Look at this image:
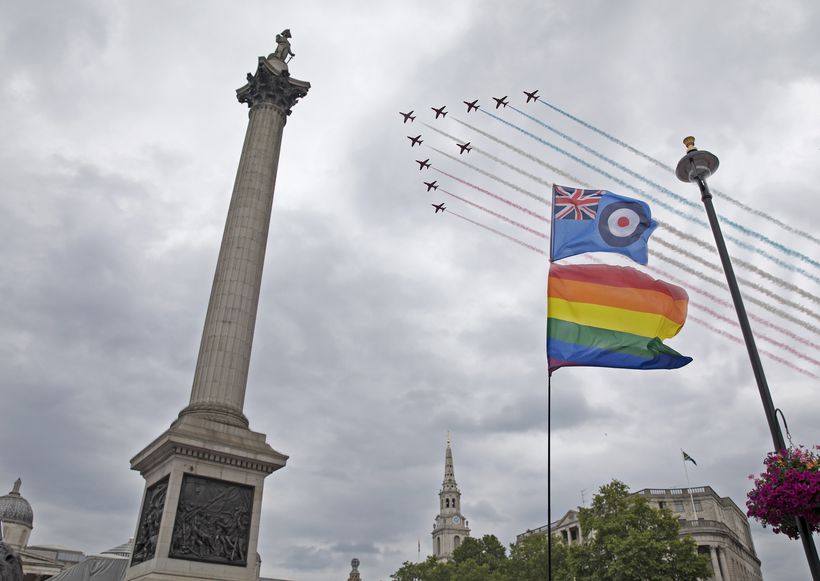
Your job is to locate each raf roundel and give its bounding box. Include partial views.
[598,201,651,247]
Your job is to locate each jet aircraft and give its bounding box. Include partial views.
[431,105,448,119]
[400,110,416,123]
[424,180,439,191]
[492,95,509,109]
[432,203,446,213]
[407,134,423,147]
[416,158,431,170]
[524,89,539,103]
[457,142,472,154]
[463,99,479,112]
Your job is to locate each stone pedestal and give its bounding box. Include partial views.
[125,415,286,581]
[124,47,308,581]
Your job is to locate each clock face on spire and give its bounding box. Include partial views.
[452,515,461,524]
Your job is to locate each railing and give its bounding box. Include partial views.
[644,486,708,496]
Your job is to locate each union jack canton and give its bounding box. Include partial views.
[553,187,603,220]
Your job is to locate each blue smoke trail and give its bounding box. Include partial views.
[538,98,820,247]
[439,187,546,239]
[510,105,820,271]
[477,110,820,285]
[423,120,590,187]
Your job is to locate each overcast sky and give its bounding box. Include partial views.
[1,1,819,580]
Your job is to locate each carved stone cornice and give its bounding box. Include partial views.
[236,57,310,116]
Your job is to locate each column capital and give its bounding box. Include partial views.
[236,57,310,116]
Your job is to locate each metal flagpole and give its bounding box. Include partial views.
[681,451,697,522]
[547,371,552,581]
[676,137,820,580]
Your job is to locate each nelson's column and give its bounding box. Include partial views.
[124,30,309,581]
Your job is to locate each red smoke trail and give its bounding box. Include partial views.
[433,168,548,223]
[439,187,547,239]
[430,146,550,205]
[654,249,820,333]
[434,165,819,320]
[436,185,820,350]
[687,314,818,379]
[442,210,819,377]
[649,266,820,352]
[689,301,820,368]
[445,209,547,256]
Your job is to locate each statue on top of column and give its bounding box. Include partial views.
[272,29,295,63]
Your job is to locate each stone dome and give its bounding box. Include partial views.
[0,479,33,527]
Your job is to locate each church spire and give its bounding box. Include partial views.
[432,433,470,561]
[443,433,458,491]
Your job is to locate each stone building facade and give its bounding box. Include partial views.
[0,479,86,580]
[518,485,763,581]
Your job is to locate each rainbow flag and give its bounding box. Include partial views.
[547,263,692,373]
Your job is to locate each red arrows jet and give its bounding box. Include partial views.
[431,105,448,119]
[432,203,446,213]
[463,99,479,112]
[407,134,423,147]
[424,180,439,191]
[457,142,472,154]
[416,158,431,170]
[523,89,539,103]
[492,95,509,109]
[400,110,416,123]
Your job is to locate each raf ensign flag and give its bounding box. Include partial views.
[550,185,657,265]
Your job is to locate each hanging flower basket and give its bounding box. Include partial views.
[746,446,820,539]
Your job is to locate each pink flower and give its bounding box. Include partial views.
[746,445,820,539]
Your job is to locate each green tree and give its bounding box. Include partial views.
[392,534,540,581]
[391,556,452,581]
[570,480,711,581]
[452,534,507,572]
[505,532,549,580]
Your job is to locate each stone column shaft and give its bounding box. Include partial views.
[185,103,285,426]
[710,546,724,581]
[125,48,307,581]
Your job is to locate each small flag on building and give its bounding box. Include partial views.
[682,450,697,466]
[550,185,657,265]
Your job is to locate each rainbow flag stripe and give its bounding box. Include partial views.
[547,263,692,373]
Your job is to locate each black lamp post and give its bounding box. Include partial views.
[675,137,820,580]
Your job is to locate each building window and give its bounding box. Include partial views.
[562,531,568,542]
[570,527,578,542]
[454,536,461,549]
[658,501,666,509]
[674,501,684,512]
[437,537,441,555]
[694,500,702,512]
[445,499,450,508]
